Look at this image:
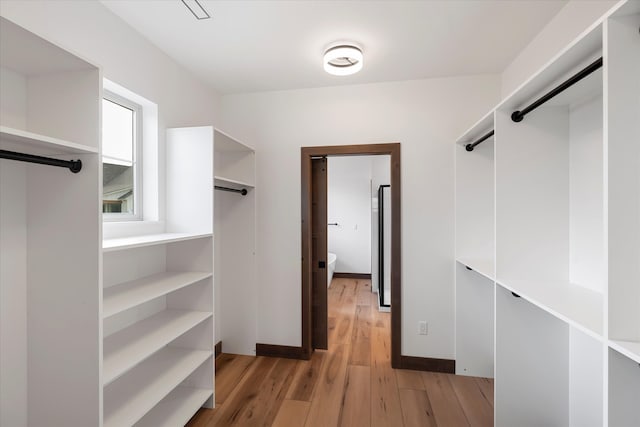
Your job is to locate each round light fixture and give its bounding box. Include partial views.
[323,44,363,76]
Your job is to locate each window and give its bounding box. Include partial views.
[102,92,141,219]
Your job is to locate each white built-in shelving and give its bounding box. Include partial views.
[455,109,495,378]
[454,1,640,425]
[0,16,101,426]
[214,129,257,356]
[101,126,215,424]
[606,4,640,425]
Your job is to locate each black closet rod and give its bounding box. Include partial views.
[511,56,602,123]
[0,149,82,173]
[215,185,247,196]
[465,130,494,152]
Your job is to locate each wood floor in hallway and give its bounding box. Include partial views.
[187,278,494,427]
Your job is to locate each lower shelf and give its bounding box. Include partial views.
[104,347,212,427]
[104,309,212,385]
[135,386,213,427]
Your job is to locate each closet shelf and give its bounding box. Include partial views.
[103,232,212,252]
[214,175,254,190]
[609,340,640,364]
[0,125,98,155]
[455,109,494,147]
[103,272,213,318]
[496,278,603,340]
[103,309,212,385]
[135,386,213,427]
[103,346,211,427]
[456,258,495,281]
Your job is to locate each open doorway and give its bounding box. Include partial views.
[301,143,401,367]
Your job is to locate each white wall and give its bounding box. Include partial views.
[501,0,618,98]
[220,75,500,359]
[328,156,377,274]
[0,0,222,229]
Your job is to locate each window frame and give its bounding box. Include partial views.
[102,90,143,221]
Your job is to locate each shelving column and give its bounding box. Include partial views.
[0,16,101,426]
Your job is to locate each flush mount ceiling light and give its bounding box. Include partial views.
[181,0,211,20]
[323,44,363,76]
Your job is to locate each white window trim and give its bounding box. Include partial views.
[103,90,143,221]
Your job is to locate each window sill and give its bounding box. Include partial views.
[103,220,165,241]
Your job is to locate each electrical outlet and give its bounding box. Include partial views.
[418,321,428,335]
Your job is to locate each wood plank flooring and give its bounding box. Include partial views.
[187,278,494,427]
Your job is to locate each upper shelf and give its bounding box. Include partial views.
[0,16,95,75]
[496,278,603,340]
[0,126,98,156]
[214,128,254,153]
[214,176,254,190]
[103,232,212,252]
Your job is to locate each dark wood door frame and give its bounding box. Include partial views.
[301,143,402,368]
[311,157,328,350]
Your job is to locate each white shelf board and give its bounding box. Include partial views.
[214,128,255,152]
[103,272,213,318]
[214,176,254,190]
[0,126,98,155]
[103,347,211,427]
[496,277,603,340]
[135,386,212,427]
[456,258,495,281]
[103,309,212,385]
[609,340,640,364]
[103,232,212,252]
[455,110,494,147]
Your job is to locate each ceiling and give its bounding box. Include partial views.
[101,0,567,95]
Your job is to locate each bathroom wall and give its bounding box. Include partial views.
[328,156,378,275]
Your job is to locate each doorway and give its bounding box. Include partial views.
[301,143,401,367]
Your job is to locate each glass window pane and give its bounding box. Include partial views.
[102,98,135,215]
[102,99,133,164]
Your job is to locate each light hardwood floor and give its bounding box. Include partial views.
[187,278,494,427]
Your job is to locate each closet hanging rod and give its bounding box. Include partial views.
[511,56,602,123]
[0,149,82,173]
[465,130,494,152]
[215,185,248,196]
